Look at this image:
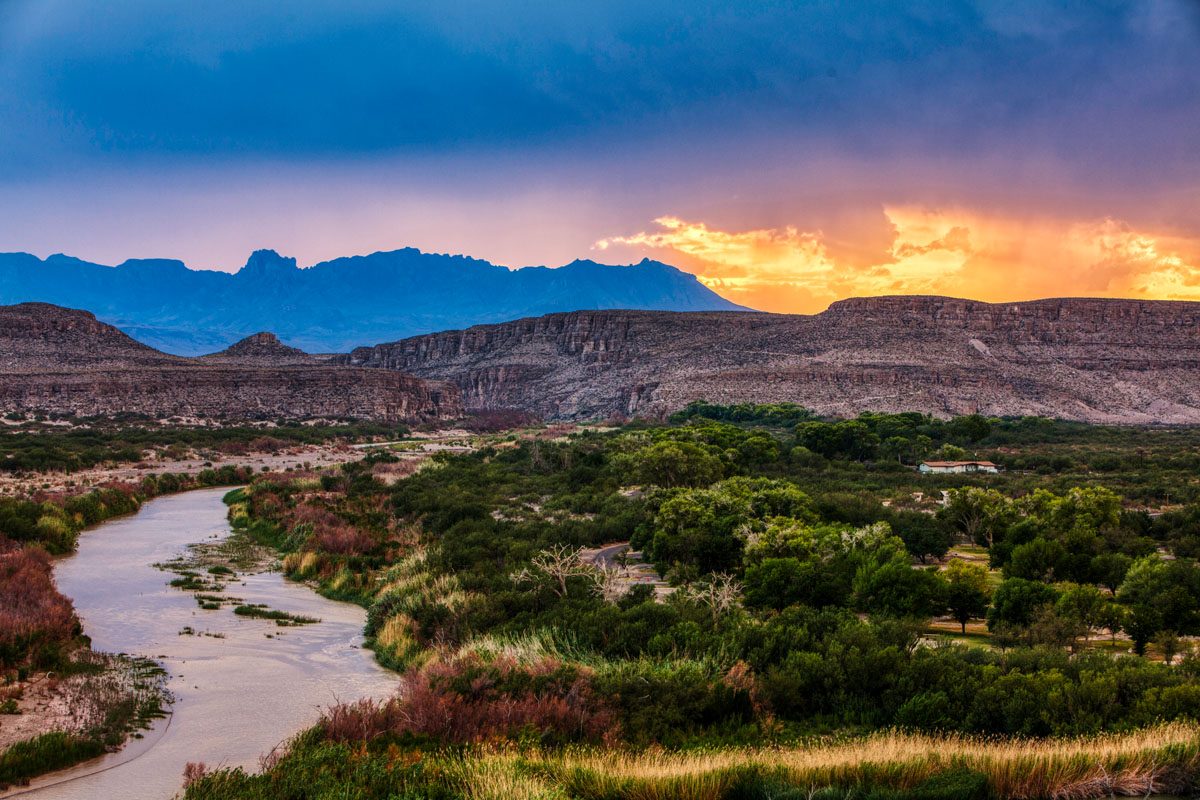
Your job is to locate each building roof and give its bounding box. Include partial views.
[920,460,998,467]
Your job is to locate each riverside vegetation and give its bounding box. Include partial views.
[181,407,1200,799]
[0,419,422,786]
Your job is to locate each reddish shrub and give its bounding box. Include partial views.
[182,762,209,787]
[97,480,139,499]
[320,655,617,745]
[278,499,376,555]
[250,491,284,517]
[0,542,78,666]
[461,409,538,433]
[538,424,576,439]
[248,436,287,453]
[281,470,325,484]
[284,501,341,530]
[315,524,375,556]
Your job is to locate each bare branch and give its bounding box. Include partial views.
[513,543,592,597]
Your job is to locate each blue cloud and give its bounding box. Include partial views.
[0,0,1197,178]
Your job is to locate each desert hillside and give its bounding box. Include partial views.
[0,303,461,421]
[338,296,1200,423]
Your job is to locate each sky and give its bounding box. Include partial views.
[1,0,1199,313]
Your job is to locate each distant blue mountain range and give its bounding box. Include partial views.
[0,248,749,354]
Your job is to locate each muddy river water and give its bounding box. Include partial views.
[7,487,398,799]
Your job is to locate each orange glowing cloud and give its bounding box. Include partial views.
[595,211,1200,313]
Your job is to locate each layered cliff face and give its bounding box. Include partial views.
[339,297,1200,423]
[0,304,461,421]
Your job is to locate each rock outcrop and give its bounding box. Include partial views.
[199,332,323,366]
[0,303,461,421]
[338,297,1200,423]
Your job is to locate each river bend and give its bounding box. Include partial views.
[6,487,397,799]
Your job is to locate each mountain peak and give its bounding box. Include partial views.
[234,331,282,347]
[238,249,298,276]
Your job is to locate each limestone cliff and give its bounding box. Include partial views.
[337,297,1200,423]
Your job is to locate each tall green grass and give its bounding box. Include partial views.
[0,732,105,787]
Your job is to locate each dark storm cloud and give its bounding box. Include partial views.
[1,0,1197,177]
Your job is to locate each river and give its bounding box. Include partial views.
[5,487,398,799]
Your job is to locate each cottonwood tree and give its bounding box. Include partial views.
[1123,604,1163,656]
[1096,602,1126,649]
[1091,552,1133,595]
[986,578,1059,631]
[943,558,991,633]
[1155,629,1182,665]
[1054,583,1107,644]
[1004,538,1068,583]
[626,440,724,488]
[941,487,1013,549]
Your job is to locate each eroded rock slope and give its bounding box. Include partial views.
[338,297,1200,423]
[0,304,461,421]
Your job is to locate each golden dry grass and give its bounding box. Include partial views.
[282,550,327,578]
[448,757,566,800]
[459,722,1200,800]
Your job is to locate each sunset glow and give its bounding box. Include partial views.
[597,211,1200,313]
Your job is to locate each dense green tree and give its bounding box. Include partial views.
[793,419,880,460]
[892,512,954,564]
[1054,583,1107,643]
[853,542,947,619]
[948,414,991,443]
[880,436,910,463]
[1095,602,1127,648]
[735,432,781,465]
[941,488,1013,549]
[743,557,806,610]
[1090,552,1133,594]
[987,578,1060,631]
[624,440,724,489]
[644,478,816,577]
[936,443,970,461]
[1116,556,1200,638]
[1004,538,1068,583]
[1124,604,1163,656]
[1155,629,1182,665]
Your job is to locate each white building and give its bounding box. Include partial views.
[918,460,1000,474]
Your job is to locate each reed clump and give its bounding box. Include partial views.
[232,605,320,625]
[364,547,472,671]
